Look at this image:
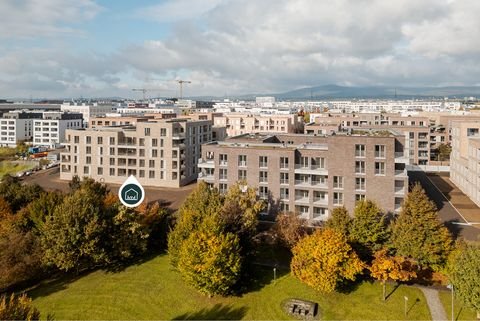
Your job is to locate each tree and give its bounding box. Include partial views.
[291,228,365,293]
[26,191,64,232]
[274,212,307,249]
[0,228,42,290]
[390,183,453,270]
[370,249,417,301]
[325,206,351,238]
[0,175,43,212]
[436,143,452,161]
[168,181,223,267]
[0,293,40,321]
[448,244,480,319]
[177,227,242,297]
[350,200,389,259]
[135,201,170,249]
[40,189,109,272]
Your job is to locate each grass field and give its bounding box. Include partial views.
[29,254,431,320]
[0,147,16,157]
[0,160,35,178]
[438,290,477,321]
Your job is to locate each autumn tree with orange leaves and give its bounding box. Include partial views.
[370,249,417,301]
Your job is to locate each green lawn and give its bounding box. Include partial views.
[29,254,431,320]
[0,161,35,178]
[438,290,478,321]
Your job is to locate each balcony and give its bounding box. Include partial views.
[172,133,185,140]
[294,197,310,204]
[219,160,228,166]
[395,169,408,177]
[198,172,215,182]
[238,161,247,167]
[294,165,328,175]
[394,187,406,195]
[313,197,328,205]
[198,158,215,168]
[395,152,409,164]
[295,179,312,187]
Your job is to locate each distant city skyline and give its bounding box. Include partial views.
[1,0,480,98]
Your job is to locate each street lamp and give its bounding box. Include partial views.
[404,296,408,317]
[447,284,454,321]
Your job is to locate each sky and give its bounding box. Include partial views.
[0,0,480,99]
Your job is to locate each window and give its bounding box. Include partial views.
[355,144,365,157]
[97,137,103,144]
[219,154,228,165]
[86,136,91,144]
[333,176,344,189]
[259,156,268,168]
[311,157,325,169]
[139,170,145,178]
[139,149,145,157]
[144,127,151,136]
[259,186,268,199]
[355,161,365,174]
[375,162,385,175]
[333,192,343,205]
[140,159,145,167]
[238,169,247,180]
[219,168,227,180]
[280,172,289,184]
[219,183,228,194]
[298,156,309,168]
[160,128,167,136]
[83,166,89,174]
[109,137,115,145]
[356,194,366,202]
[313,207,327,218]
[86,156,91,164]
[109,168,115,176]
[149,170,155,178]
[280,202,289,212]
[149,160,155,168]
[152,149,158,157]
[375,145,385,158]
[238,155,247,167]
[152,139,158,147]
[280,157,289,169]
[314,191,326,202]
[97,167,103,175]
[259,171,268,183]
[280,188,289,200]
[355,177,366,191]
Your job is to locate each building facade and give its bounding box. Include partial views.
[61,103,113,125]
[198,132,408,222]
[33,112,83,148]
[0,111,43,147]
[450,121,480,207]
[60,118,214,188]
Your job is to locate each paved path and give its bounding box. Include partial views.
[420,287,448,321]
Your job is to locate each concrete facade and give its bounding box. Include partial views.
[198,131,408,222]
[450,121,480,207]
[60,118,214,188]
[33,112,83,148]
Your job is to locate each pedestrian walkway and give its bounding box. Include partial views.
[420,287,448,321]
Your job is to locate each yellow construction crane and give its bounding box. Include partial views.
[176,80,191,99]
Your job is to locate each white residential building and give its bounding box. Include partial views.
[61,103,113,125]
[33,112,83,148]
[0,111,43,147]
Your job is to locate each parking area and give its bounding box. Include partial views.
[21,167,196,211]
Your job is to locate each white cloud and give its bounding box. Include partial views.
[136,0,224,23]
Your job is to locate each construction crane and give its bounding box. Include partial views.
[176,80,191,99]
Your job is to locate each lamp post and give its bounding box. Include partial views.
[404,296,408,317]
[273,267,277,282]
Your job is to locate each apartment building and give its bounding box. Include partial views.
[198,131,408,222]
[61,103,113,125]
[213,113,303,137]
[450,121,480,207]
[33,112,83,148]
[0,111,43,147]
[89,115,156,128]
[60,118,214,188]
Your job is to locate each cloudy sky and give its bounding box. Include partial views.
[1,0,479,99]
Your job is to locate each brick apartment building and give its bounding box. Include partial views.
[198,131,408,222]
[60,118,214,188]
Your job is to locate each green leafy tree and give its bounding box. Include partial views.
[436,143,452,161]
[291,228,365,293]
[0,293,40,321]
[448,244,480,319]
[325,206,352,238]
[274,212,307,249]
[26,191,64,232]
[168,181,223,267]
[370,249,417,301]
[178,227,242,297]
[40,189,109,272]
[0,175,43,212]
[390,183,453,270]
[350,200,389,259]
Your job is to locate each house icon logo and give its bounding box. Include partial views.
[119,176,145,208]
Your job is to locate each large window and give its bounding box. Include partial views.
[259,186,268,199]
[280,157,289,169]
[355,161,365,174]
[259,171,268,183]
[375,162,385,175]
[375,145,386,158]
[259,156,268,168]
[280,172,289,184]
[219,154,228,165]
[333,176,344,189]
[219,168,228,180]
[333,192,344,205]
[238,169,247,180]
[355,144,365,157]
[280,188,289,200]
[238,155,247,167]
[355,177,366,191]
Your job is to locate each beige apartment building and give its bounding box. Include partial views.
[450,121,480,207]
[198,131,408,222]
[60,118,214,188]
[213,113,303,137]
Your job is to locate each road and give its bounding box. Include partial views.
[408,171,480,241]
